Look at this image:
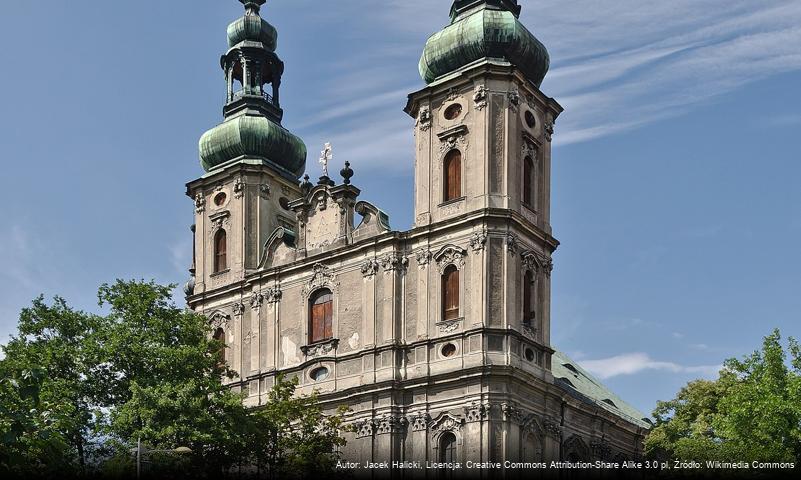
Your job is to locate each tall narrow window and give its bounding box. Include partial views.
[309,289,333,344]
[523,156,534,207]
[442,265,460,321]
[214,229,227,273]
[523,271,536,326]
[444,150,462,202]
[440,432,457,463]
[213,327,225,366]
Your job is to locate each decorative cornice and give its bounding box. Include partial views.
[437,124,469,154]
[302,263,338,297]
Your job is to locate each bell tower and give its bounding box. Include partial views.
[405,0,562,347]
[185,0,307,300]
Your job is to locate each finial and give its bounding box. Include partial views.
[319,142,332,178]
[340,161,354,185]
[240,0,266,16]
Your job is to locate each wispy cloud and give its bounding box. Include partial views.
[294,0,801,164]
[579,352,721,380]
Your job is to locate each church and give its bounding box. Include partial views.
[183,0,650,469]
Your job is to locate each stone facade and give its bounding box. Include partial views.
[184,0,649,474]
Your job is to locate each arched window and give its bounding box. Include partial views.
[523,270,536,327]
[523,156,535,207]
[443,150,462,202]
[440,432,457,463]
[212,327,226,366]
[309,289,333,344]
[442,265,459,321]
[214,229,227,273]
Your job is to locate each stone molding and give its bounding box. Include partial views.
[433,245,467,273]
[300,338,339,358]
[436,318,461,334]
[302,263,338,297]
[429,412,464,434]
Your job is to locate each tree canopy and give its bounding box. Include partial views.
[645,329,801,463]
[0,280,347,479]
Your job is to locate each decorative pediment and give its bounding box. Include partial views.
[354,201,391,240]
[258,227,297,269]
[433,244,467,273]
[521,250,553,277]
[207,310,230,330]
[437,125,469,154]
[429,412,464,434]
[302,263,338,297]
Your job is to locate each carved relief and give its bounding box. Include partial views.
[591,439,612,460]
[543,417,562,438]
[418,108,432,132]
[302,263,338,297]
[232,302,245,317]
[408,412,431,432]
[544,121,555,142]
[194,193,205,213]
[265,287,282,304]
[508,85,521,112]
[522,138,538,160]
[415,248,432,268]
[469,231,487,252]
[437,319,461,334]
[501,403,523,423]
[354,419,375,438]
[233,177,245,199]
[376,414,408,435]
[381,253,408,273]
[250,292,264,310]
[208,311,230,330]
[300,338,339,357]
[433,245,467,274]
[473,84,488,110]
[429,412,464,434]
[360,258,380,278]
[464,403,489,423]
[259,184,270,199]
[522,250,553,277]
[506,234,519,255]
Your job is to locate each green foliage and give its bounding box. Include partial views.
[0,280,348,478]
[645,329,801,463]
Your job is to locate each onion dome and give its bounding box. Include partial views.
[419,0,550,87]
[198,0,306,178]
[227,7,277,50]
[199,115,306,177]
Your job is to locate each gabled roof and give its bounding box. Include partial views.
[551,350,652,429]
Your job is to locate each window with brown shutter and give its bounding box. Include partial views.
[214,229,227,273]
[309,289,333,344]
[442,265,460,321]
[523,271,536,326]
[523,156,534,206]
[443,150,462,202]
[213,327,225,366]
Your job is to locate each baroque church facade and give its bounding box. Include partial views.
[184,0,650,470]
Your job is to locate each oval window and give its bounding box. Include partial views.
[310,367,329,382]
[441,343,457,358]
[524,110,537,129]
[444,103,463,120]
[213,192,227,206]
[525,348,535,362]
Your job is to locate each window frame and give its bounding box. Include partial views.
[443,149,462,202]
[309,288,334,344]
[442,265,460,321]
[213,229,227,273]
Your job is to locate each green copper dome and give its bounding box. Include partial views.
[199,115,307,177]
[419,0,550,86]
[227,15,277,50]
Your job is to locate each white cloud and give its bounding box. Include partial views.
[579,352,721,380]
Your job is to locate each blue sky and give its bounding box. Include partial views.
[0,0,799,416]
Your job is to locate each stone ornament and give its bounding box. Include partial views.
[408,412,431,432]
[376,414,408,435]
[354,419,376,438]
[265,287,282,304]
[522,138,538,160]
[506,234,519,255]
[522,324,538,341]
[194,193,205,213]
[433,245,467,274]
[415,249,432,268]
[469,231,487,252]
[360,258,380,278]
[250,292,264,310]
[508,85,521,112]
[591,439,612,460]
[232,302,245,317]
[473,84,488,110]
[381,253,408,273]
[208,311,230,330]
[233,177,245,198]
[301,338,339,357]
[302,263,338,297]
[500,403,523,422]
[418,108,432,132]
[464,403,489,423]
[429,412,464,434]
[544,121,555,141]
[437,319,460,334]
[543,417,562,438]
[259,184,270,199]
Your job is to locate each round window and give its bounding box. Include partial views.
[213,192,227,206]
[441,343,457,358]
[310,367,329,382]
[525,348,535,362]
[524,110,537,129]
[443,103,463,120]
[279,197,291,211]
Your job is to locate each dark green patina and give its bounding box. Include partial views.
[420,0,550,86]
[199,0,306,178]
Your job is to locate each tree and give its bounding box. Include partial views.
[0,296,101,476]
[246,375,348,479]
[646,329,801,463]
